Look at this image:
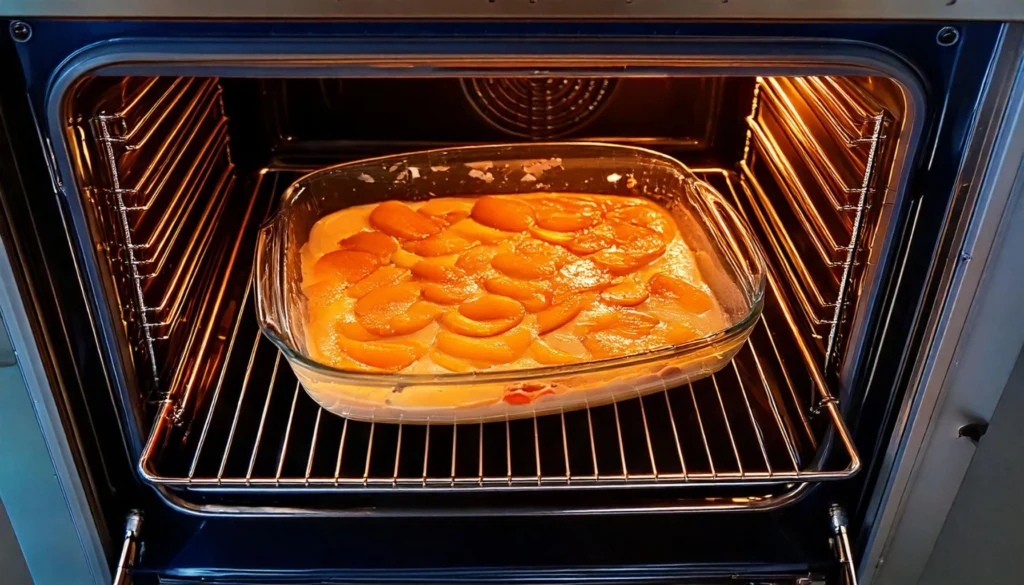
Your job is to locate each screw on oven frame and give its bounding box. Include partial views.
[936,26,960,47]
[9,21,32,43]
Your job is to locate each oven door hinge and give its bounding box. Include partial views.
[112,510,142,585]
[829,504,858,585]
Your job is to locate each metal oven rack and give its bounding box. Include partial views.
[741,76,889,372]
[85,77,237,394]
[138,169,861,514]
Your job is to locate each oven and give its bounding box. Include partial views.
[0,8,1022,585]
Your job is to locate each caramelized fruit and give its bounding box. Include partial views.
[302,193,726,373]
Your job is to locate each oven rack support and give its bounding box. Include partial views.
[740,76,890,373]
[137,169,860,514]
[87,77,234,394]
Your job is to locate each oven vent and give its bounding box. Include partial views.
[738,76,890,374]
[462,78,617,139]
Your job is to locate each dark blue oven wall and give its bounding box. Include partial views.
[0,19,1003,582]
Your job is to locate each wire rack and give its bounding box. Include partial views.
[86,77,237,394]
[139,169,859,512]
[740,76,889,371]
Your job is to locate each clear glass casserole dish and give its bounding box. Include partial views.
[256,143,765,424]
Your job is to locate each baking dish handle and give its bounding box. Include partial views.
[697,180,767,298]
[254,215,292,349]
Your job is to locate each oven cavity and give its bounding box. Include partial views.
[64,73,904,514]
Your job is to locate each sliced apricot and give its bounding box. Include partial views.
[528,339,578,365]
[528,225,576,244]
[534,204,601,232]
[436,325,534,364]
[441,312,522,337]
[471,196,535,232]
[536,293,595,334]
[608,204,677,240]
[581,311,660,358]
[338,231,398,258]
[303,278,349,314]
[354,282,422,335]
[601,279,649,306]
[663,322,702,345]
[483,275,552,312]
[390,248,422,269]
[429,349,477,373]
[551,259,612,303]
[337,320,378,341]
[648,274,714,314]
[491,250,559,280]
[460,294,525,322]
[369,200,443,240]
[410,257,468,283]
[456,245,498,275]
[417,198,474,223]
[339,337,428,371]
[388,301,444,336]
[403,230,476,257]
[449,218,515,244]
[421,280,479,305]
[311,250,380,285]
[346,266,412,299]
[566,224,616,255]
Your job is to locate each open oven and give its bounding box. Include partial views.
[0,13,1022,585]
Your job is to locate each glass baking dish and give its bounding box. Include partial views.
[255,143,765,424]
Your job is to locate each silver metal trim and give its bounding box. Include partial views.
[860,24,1024,585]
[0,0,1022,20]
[0,235,109,583]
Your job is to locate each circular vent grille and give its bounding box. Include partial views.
[462,78,617,139]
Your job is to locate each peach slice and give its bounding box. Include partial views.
[441,294,525,337]
[581,311,660,359]
[311,250,380,286]
[354,282,428,335]
[390,248,422,269]
[491,250,560,280]
[338,337,428,371]
[534,204,602,232]
[460,294,526,321]
[337,320,378,341]
[449,218,515,244]
[403,230,476,257]
[417,198,475,223]
[600,279,649,306]
[441,312,522,337]
[528,339,578,365]
[551,259,612,303]
[566,223,616,255]
[346,266,412,299]
[436,325,534,364]
[389,301,444,336]
[455,245,498,275]
[369,200,443,240]
[421,280,479,305]
[648,274,714,314]
[483,275,552,312]
[471,196,535,232]
[429,349,477,373]
[338,231,398,258]
[536,293,595,334]
[663,322,702,345]
[410,257,468,283]
[528,225,576,245]
[608,204,677,240]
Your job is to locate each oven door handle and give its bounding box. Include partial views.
[112,511,142,585]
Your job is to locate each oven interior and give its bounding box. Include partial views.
[63,73,907,513]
